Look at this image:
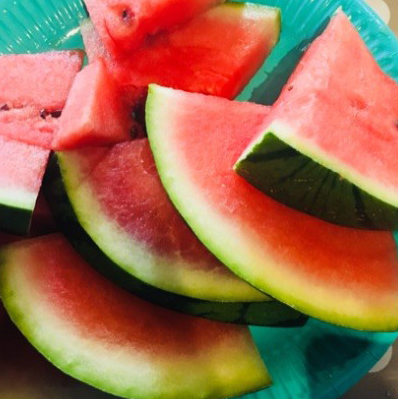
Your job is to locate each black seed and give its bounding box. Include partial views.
[50,110,62,118]
[40,109,49,119]
[121,8,134,22]
[0,103,9,111]
[287,85,293,91]
[395,119,398,129]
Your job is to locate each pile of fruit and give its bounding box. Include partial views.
[0,0,397,398]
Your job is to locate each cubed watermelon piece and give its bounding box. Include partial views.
[81,3,280,100]
[83,0,224,54]
[53,59,133,150]
[0,51,83,149]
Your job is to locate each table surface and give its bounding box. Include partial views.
[342,1,398,398]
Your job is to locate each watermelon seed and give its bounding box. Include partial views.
[288,85,293,91]
[0,104,9,111]
[40,109,49,119]
[121,8,134,23]
[395,119,398,129]
[50,110,62,119]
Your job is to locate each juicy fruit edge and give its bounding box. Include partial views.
[146,84,398,332]
[235,121,398,228]
[44,154,305,326]
[0,237,271,399]
[234,130,398,230]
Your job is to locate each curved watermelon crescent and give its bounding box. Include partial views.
[146,85,398,332]
[0,234,270,399]
[44,153,304,326]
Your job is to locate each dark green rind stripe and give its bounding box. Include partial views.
[43,155,306,327]
[0,203,32,236]
[235,133,398,230]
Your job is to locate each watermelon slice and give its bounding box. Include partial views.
[146,85,398,332]
[81,2,281,100]
[83,0,224,54]
[53,58,132,150]
[235,11,398,230]
[45,140,304,325]
[0,234,270,399]
[0,136,49,235]
[0,52,83,149]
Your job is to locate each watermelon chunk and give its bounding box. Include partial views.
[146,85,398,332]
[235,11,398,230]
[83,0,224,54]
[0,136,49,235]
[53,59,133,150]
[0,52,83,149]
[45,140,303,325]
[0,234,270,399]
[82,3,281,100]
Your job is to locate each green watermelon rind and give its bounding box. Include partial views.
[146,84,398,332]
[43,154,305,326]
[0,203,32,236]
[0,237,272,399]
[235,122,398,230]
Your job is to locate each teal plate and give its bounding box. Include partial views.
[0,0,397,398]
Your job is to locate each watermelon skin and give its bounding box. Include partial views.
[81,3,281,100]
[44,148,305,326]
[0,52,83,149]
[83,0,224,55]
[53,58,132,150]
[0,137,50,235]
[0,234,270,399]
[146,84,398,332]
[235,11,398,230]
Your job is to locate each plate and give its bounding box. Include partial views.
[0,0,397,398]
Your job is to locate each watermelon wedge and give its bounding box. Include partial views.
[45,140,304,325]
[0,136,49,235]
[81,2,281,100]
[0,302,116,399]
[53,58,132,150]
[146,85,398,332]
[83,0,224,54]
[0,52,83,149]
[0,234,270,399]
[235,11,398,230]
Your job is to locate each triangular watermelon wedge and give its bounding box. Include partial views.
[235,11,398,230]
[146,84,398,332]
[81,2,281,100]
[0,234,270,399]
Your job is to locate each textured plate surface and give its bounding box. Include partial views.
[0,0,397,399]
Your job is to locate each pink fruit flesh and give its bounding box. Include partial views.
[53,59,132,150]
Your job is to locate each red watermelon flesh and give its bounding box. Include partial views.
[0,234,270,399]
[81,3,280,100]
[53,59,133,150]
[83,0,224,55]
[0,52,83,149]
[146,85,398,331]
